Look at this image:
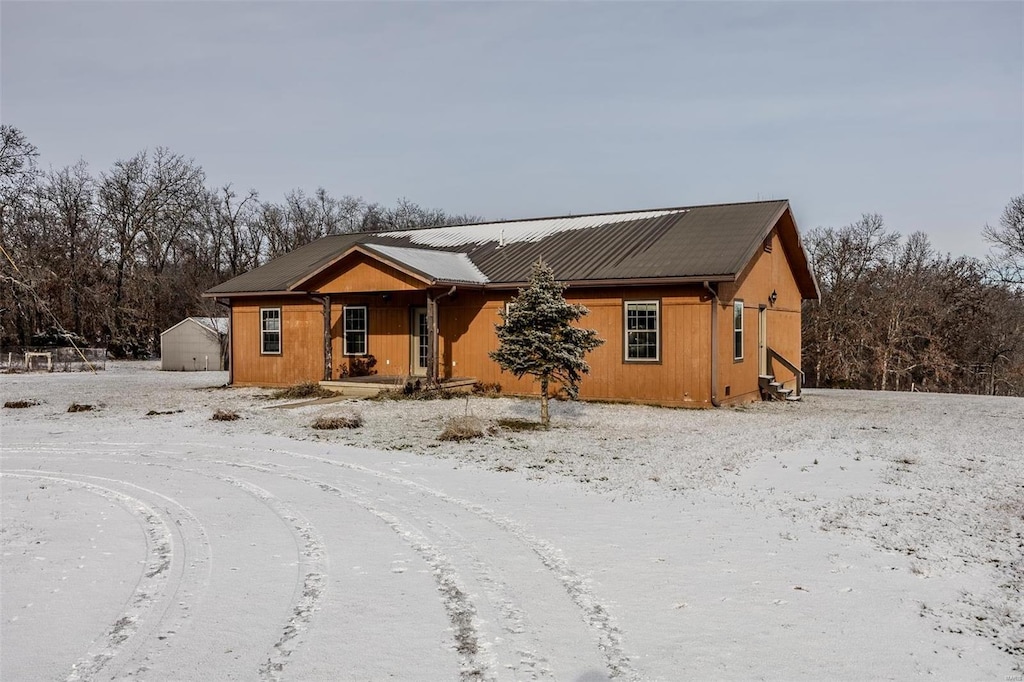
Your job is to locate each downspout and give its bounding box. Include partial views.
[214,297,233,384]
[703,281,721,407]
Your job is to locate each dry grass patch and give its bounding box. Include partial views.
[4,399,39,408]
[311,414,363,430]
[272,382,336,400]
[439,415,493,442]
[496,417,546,432]
[67,403,94,413]
[211,409,240,421]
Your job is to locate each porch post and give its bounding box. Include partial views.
[322,294,332,381]
[426,291,438,384]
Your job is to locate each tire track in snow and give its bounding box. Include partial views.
[222,460,491,682]
[2,472,175,682]
[136,462,329,681]
[220,445,635,679]
[16,469,216,679]
[9,439,634,678]
[333,476,554,680]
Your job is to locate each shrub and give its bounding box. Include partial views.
[340,355,377,378]
[372,381,459,401]
[211,409,240,421]
[272,382,335,400]
[311,414,363,430]
[471,382,502,397]
[438,415,489,442]
[67,403,94,413]
[4,399,39,408]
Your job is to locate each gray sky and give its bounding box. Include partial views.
[3,1,1021,257]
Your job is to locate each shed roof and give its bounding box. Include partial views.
[161,316,229,337]
[206,200,818,298]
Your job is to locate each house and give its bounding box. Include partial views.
[204,200,819,406]
[159,317,229,371]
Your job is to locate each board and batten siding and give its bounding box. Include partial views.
[231,298,324,386]
[437,286,713,406]
[327,291,420,379]
[717,226,804,403]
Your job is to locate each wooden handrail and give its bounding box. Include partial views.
[766,347,804,397]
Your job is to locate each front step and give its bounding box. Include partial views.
[759,374,801,402]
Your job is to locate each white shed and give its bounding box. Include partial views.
[160,317,228,371]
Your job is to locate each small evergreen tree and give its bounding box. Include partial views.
[490,260,603,428]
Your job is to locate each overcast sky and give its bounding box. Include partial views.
[3,1,1021,257]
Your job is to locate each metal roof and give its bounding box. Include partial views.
[372,208,689,249]
[206,200,818,298]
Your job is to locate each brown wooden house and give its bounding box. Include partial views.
[204,200,819,406]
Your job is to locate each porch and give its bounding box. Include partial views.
[319,374,478,398]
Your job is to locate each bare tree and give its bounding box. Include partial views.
[39,161,102,339]
[984,194,1024,286]
[96,148,206,355]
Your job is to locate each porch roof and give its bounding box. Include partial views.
[360,244,489,285]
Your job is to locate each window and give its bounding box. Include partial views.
[733,300,744,360]
[343,306,367,355]
[261,308,281,355]
[625,300,659,361]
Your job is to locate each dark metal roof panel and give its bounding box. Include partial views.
[205,233,364,294]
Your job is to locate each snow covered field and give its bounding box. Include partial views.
[2,362,1021,680]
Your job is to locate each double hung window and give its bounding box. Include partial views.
[625,301,660,361]
[344,306,368,355]
[261,308,281,354]
[733,300,744,360]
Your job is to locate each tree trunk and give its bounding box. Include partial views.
[540,375,550,428]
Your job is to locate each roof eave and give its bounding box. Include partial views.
[202,290,316,299]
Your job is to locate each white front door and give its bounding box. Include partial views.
[412,307,429,375]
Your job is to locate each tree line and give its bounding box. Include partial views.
[802,203,1024,396]
[2,124,1023,396]
[0,125,480,357]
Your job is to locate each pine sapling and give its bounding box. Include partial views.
[489,260,603,428]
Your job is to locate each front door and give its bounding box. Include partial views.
[411,307,429,375]
[758,306,768,376]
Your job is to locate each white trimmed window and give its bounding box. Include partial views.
[261,308,281,355]
[733,300,744,360]
[625,300,659,361]
[343,305,368,355]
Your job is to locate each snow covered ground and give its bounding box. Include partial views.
[2,361,1021,680]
